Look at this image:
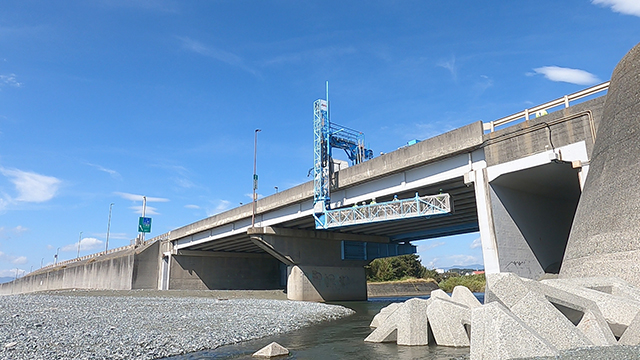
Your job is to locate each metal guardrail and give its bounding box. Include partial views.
[38,235,166,272]
[484,81,610,132]
[318,193,451,229]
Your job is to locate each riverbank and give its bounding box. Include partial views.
[367,278,439,298]
[0,289,354,360]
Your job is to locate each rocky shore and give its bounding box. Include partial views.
[0,290,355,360]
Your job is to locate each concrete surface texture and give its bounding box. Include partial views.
[471,272,640,360]
[252,342,289,358]
[560,41,640,285]
[470,302,559,360]
[365,290,474,347]
[0,241,160,295]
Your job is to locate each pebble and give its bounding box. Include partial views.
[0,293,354,360]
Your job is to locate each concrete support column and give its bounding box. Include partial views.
[249,226,388,302]
[469,167,501,274]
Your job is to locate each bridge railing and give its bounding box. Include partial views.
[319,193,451,229]
[37,235,166,272]
[484,81,610,132]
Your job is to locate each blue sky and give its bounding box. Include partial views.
[0,0,638,278]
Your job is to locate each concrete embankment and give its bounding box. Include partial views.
[367,279,439,298]
[0,241,160,295]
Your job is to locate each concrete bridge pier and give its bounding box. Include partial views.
[249,226,392,302]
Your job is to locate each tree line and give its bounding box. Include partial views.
[365,254,485,292]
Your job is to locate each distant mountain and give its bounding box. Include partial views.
[0,277,14,284]
[440,264,484,271]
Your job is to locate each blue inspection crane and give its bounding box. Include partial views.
[313,82,373,215]
[312,82,452,230]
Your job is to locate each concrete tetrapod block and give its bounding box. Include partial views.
[541,278,640,338]
[470,302,558,360]
[486,273,593,350]
[253,342,289,358]
[451,285,482,309]
[523,278,617,346]
[429,289,450,300]
[370,302,401,328]
[427,297,471,347]
[619,311,640,345]
[365,298,430,346]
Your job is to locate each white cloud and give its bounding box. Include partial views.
[437,56,457,82]
[184,204,200,209]
[592,0,640,17]
[0,73,21,88]
[447,254,481,266]
[0,251,27,264]
[0,268,25,277]
[87,163,121,179]
[418,241,445,251]
[532,66,600,85]
[0,168,61,202]
[177,36,259,76]
[206,200,231,216]
[129,205,159,215]
[114,192,169,203]
[61,237,103,252]
[470,237,482,249]
[12,256,27,265]
[0,226,28,239]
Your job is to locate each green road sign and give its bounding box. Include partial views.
[138,217,152,233]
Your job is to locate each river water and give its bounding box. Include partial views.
[169,294,483,360]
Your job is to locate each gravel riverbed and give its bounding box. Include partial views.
[0,290,355,360]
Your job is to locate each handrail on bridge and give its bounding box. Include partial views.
[484,81,610,132]
[36,234,167,273]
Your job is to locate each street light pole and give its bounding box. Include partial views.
[77,231,82,258]
[252,129,261,228]
[105,203,114,254]
[54,247,60,265]
[140,196,147,244]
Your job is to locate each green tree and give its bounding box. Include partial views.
[365,254,427,282]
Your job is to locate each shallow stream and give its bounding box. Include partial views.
[169,294,484,360]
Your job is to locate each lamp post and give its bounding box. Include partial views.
[77,231,82,259]
[40,258,44,269]
[252,129,261,227]
[105,203,114,254]
[54,247,60,265]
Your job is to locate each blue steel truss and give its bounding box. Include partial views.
[315,193,452,229]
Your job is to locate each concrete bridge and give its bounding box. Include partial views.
[1,82,609,301]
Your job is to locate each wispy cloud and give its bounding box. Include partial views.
[0,268,26,277]
[592,0,640,17]
[0,73,21,88]
[61,237,103,252]
[129,205,160,215]
[470,237,482,249]
[0,251,27,264]
[0,167,61,203]
[184,204,200,209]
[206,200,231,216]
[114,192,169,203]
[531,66,600,85]
[447,254,481,266]
[437,56,457,82]
[418,241,445,251]
[0,226,28,239]
[177,36,259,76]
[87,163,121,180]
[261,46,357,67]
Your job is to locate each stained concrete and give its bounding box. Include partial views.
[560,42,640,286]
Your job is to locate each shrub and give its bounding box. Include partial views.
[438,273,485,293]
